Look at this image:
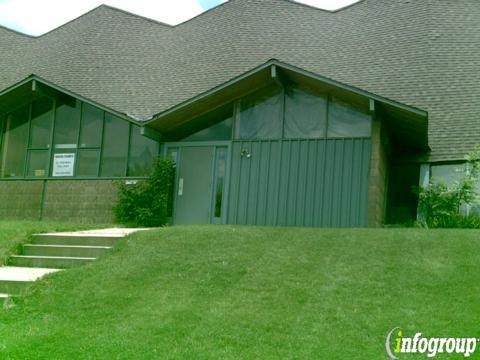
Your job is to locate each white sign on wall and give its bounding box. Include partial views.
[52,153,76,177]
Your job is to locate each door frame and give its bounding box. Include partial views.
[163,141,232,224]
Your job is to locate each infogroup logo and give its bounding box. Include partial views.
[385,327,478,359]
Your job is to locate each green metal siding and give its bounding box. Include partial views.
[227,138,371,227]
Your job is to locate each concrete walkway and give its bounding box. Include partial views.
[39,228,148,238]
[0,267,60,281]
[0,228,148,301]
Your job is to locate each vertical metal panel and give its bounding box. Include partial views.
[227,138,371,227]
[342,139,354,227]
[247,141,261,225]
[287,140,300,227]
[276,140,289,225]
[296,140,309,227]
[266,141,280,225]
[313,140,327,227]
[322,140,335,226]
[239,141,251,224]
[227,142,241,224]
[255,141,268,225]
[332,139,345,227]
[304,140,317,227]
[349,141,359,225]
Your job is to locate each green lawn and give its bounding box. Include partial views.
[0,225,479,359]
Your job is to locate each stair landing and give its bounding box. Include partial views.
[0,266,60,282]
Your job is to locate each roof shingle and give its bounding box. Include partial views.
[0,0,479,161]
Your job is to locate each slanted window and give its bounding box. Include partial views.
[77,103,104,177]
[165,83,373,143]
[284,87,327,139]
[1,105,29,178]
[27,150,50,177]
[179,104,233,142]
[54,95,81,149]
[182,117,232,142]
[77,149,100,177]
[0,87,160,179]
[79,103,103,148]
[327,97,372,138]
[101,114,129,177]
[50,95,81,178]
[29,98,53,149]
[27,98,54,178]
[128,125,159,176]
[235,86,283,140]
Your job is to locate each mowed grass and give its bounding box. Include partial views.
[0,225,479,359]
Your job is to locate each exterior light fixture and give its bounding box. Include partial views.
[240,149,252,158]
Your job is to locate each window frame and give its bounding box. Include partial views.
[229,84,372,142]
[26,98,55,178]
[0,94,160,180]
[1,104,31,179]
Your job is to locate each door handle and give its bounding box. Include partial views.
[178,178,184,196]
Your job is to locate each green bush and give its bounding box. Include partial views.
[417,147,480,228]
[428,214,480,229]
[114,158,175,227]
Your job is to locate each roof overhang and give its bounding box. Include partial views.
[145,59,429,152]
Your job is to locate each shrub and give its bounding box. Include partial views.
[417,147,480,228]
[114,158,175,227]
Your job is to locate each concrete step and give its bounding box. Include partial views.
[0,266,60,281]
[0,280,32,295]
[8,255,95,269]
[31,234,120,247]
[23,244,111,258]
[0,267,61,296]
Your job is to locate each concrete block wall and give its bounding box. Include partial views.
[0,180,120,223]
[0,181,44,220]
[42,180,119,223]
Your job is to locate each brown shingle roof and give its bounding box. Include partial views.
[0,0,479,161]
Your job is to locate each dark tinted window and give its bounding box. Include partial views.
[285,87,327,139]
[101,114,129,177]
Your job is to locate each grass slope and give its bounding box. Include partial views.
[0,226,479,359]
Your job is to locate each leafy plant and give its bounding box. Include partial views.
[417,147,480,228]
[114,158,175,227]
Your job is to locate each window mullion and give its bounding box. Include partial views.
[1,116,12,178]
[23,103,33,177]
[125,123,132,177]
[47,97,57,178]
[74,102,84,177]
[98,111,106,177]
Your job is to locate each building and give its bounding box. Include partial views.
[0,0,479,226]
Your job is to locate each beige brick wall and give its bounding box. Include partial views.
[42,180,119,223]
[0,181,44,220]
[0,179,120,223]
[368,118,389,227]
